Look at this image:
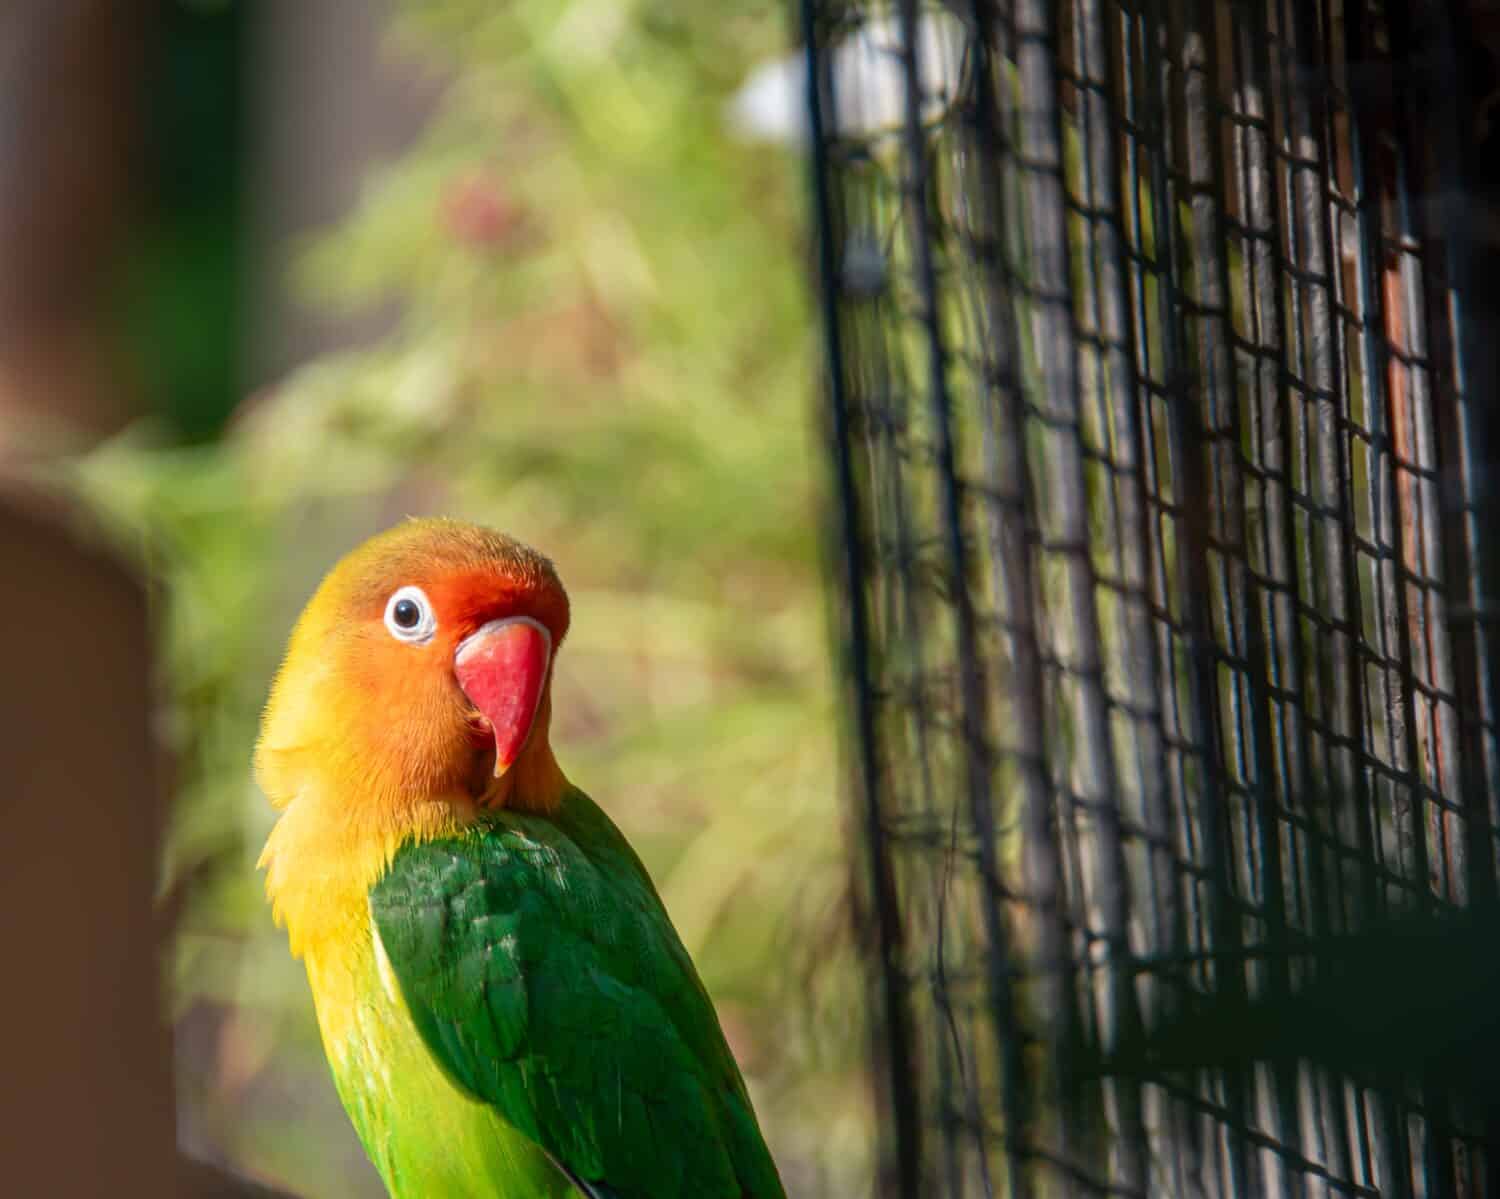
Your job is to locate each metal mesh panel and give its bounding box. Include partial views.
[804,0,1500,1195]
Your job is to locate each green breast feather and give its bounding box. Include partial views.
[368,787,786,1199]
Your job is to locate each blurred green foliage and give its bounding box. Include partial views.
[69,2,873,1194]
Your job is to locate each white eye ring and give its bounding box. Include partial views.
[384,585,438,644]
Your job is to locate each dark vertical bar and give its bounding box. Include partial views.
[1136,0,1240,1194]
[960,31,1077,1192]
[1138,0,1255,1194]
[1200,0,1308,1187]
[1175,0,1309,1191]
[1280,0,1373,1183]
[1432,1,1500,1181]
[1433,0,1500,907]
[1280,0,1376,941]
[799,6,924,1194]
[1423,0,1500,907]
[1231,0,1316,942]
[1377,5,1468,1190]
[893,2,1036,1194]
[1010,0,1151,1189]
[1400,2,1500,1191]
[1072,0,1185,1184]
[1238,0,1359,1186]
[1301,0,1361,1186]
[1077,0,1178,988]
[1367,0,1464,918]
[856,279,970,1193]
[863,305,986,1190]
[1118,1,1210,1190]
[1341,6,1419,1192]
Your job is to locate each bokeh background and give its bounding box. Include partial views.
[0,2,873,1195]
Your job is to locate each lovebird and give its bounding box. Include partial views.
[256,519,786,1198]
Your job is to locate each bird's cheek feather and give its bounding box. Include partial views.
[453,617,552,775]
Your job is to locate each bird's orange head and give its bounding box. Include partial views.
[255,518,571,953]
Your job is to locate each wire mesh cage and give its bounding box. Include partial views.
[804,0,1500,1195]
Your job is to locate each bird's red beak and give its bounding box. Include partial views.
[454,617,552,775]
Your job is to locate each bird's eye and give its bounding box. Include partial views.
[384,585,437,644]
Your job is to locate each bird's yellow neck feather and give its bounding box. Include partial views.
[259,781,472,962]
[258,739,567,963]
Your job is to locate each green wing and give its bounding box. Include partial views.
[369,787,785,1199]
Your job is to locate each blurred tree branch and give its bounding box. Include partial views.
[0,491,309,1196]
[0,4,311,1193]
[0,0,144,454]
[0,488,178,1194]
